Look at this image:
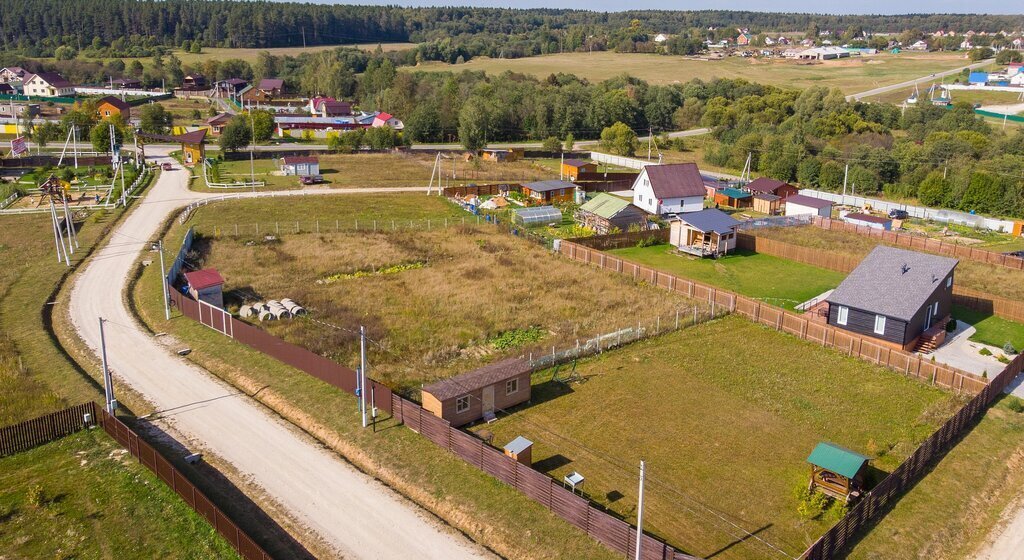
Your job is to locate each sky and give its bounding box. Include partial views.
[309,1,1022,15]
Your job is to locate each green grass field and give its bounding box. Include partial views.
[409,52,970,93]
[473,316,959,559]
[173,43,416,65]
[0,429,237,559]
[609,244,847,310]
[846,395,1024,559]
[953,305,1024,351]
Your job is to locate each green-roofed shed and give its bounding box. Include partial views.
[575,193,648,234]
[807,442,870,503]
[714,187,753,209]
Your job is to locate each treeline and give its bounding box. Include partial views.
[2,0,1022,60]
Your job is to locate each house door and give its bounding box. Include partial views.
[482,386,495,414]
[924,303,934,330]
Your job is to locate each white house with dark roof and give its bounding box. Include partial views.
[631,163,706,215]
[22,72,74,97]
[826,246,958,351]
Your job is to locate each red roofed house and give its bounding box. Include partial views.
[371,111,403,129]
[0,66,28,83]
[95,96,131,120]
[631,163,707,215]
[309,97,353,117]
[745,177,799,199]
[280,156,320,176]
[183,269,225,309]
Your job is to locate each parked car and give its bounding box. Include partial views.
[888,209,909,220]
[161,162,173,171]
[299,174,324,185]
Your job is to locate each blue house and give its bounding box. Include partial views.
[968,72,988,85]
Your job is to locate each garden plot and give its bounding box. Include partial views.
[193,223,699,391]
[474,315,961,560]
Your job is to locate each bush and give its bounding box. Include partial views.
[946,319,958,332]
[824,499,848,523]
[793,483,830,521]
[979,347,992,356]
[1007,397,1024,413]
[1003,342,1018,355]
[635,236,659,248]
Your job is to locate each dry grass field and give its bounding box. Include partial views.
[172,43,417,65]
[195,222,698,390]
[474,316,959,559]
[409,52,970,93]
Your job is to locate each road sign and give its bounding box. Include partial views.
[10,136,27,156]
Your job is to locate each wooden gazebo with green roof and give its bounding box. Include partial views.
[807,442,870,503]
[713,187,753,209]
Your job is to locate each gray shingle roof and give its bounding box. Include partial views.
[785,194,832,209]
[745,177,790,194]
[643,163,706,199]
[422,358,532,401]
[676,208,740,235]
[827,246,958,321]
[523,180,576,193]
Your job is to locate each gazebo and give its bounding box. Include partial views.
[807,442,870,503]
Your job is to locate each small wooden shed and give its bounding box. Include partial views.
[752,193,781,215]
[421,358,532,427]
[561,159,597,180]
[480,148,523,162]
[504,436,533,465]
[522,180,576,204]
[713,187,753,209]
[807,442,870,503]
[575,193,647,234]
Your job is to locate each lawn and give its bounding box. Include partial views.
[609,243,847,310]
[0,429,236,559]
[409,52,970,93]
[753,226,1024,303]
[203,152,557,191]
[953,305,1024,351]
[847,395,1024,559]
[472,316,960,560]
[156,96,221,125]
[183,199,697,391]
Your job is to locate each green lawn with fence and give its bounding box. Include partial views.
[609,243,847,310]
[473,315,960,560]
[953,305,1024,351]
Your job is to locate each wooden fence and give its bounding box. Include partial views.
[443,183,520,198]
[559,240,988,395]
[0,402,97,456]
[392,395,700,560]
[737,233,1024,324]
[567,228,670,251]
[98,409,272,560]
[811,216,1024,272]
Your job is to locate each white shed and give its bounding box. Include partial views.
[785,194,833,218]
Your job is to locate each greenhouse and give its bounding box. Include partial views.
[512,205,563,227]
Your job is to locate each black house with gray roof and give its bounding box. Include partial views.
[826,246,958,349]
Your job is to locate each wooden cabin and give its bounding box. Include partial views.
[745,177,800,199]
[137,129,207,167]
[713,187,752,209]
[522,180,576,204]
[752,193,781,215]
[669,208,741,258]
[575,193,647,234]
[807,442,870,503]
[561,158,597,180]
[480,148,523,162]
[421,358,532,427]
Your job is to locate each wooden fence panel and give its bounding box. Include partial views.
[587,510,633,555]
[480,443,516,484]
[0,402,97,457]
[450,427,484,468]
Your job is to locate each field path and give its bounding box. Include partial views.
[975,498,1024,560]
[68,146,491,559]
[847,58,994,101]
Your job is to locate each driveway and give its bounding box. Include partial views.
[68,147,491,559]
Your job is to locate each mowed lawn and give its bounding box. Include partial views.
[410,52,969,93]
[953,305,1024,351]
[0,430,236,559]
[474,316,959,560]
[610,244,846,310]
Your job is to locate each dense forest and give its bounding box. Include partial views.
[2,1,1022,60]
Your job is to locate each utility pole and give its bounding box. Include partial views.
[842,163,849,196]
[99,317,115,414]
[61,197,78,250]
[156,240,170,320]
[359,325,368,428]
[635,460,646,560]
[248,101,256,191]
[301,27,307,49]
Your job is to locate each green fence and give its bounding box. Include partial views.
[0,93,77,104]
[974,108,1024,123]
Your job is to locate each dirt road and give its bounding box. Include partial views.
[68,147,491,559]
[976,500,1024,560]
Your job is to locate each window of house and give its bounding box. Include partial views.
[506,378,519,395]
[836,306,849,325]
[455,395,470,413]
[874,315,886,334]
[933,301,939,316]
[946,276,952,288]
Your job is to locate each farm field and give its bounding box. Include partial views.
[609,244,847,310]
[409,52,970,93]
[204,152,557,191]
[473,316,960,559]
[0,429,236,559]
[155,96,221,124]
[173,43,416,65]
[846,395,1024,559]
[184,199,698,391]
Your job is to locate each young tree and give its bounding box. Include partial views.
[563,132,575,152]
[599,122,639,157]
[90,119,126,152]
[458,98,490,151]
[541,136,562,153]
[138,103,173,134]
[250,110,275,143]
[34,121,62,148]
[219,116,252,152]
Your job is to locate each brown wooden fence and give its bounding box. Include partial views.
[568,228,670,250]
[0,402,98,457]
[737,233,1024,324]
[443,183,521,198]
[811,216,1024,272]
[98,409,272,560]
[558,240,988,395]
[391,395,700,560]
[169,289,394,415]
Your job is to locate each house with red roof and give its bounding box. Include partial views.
[183,268,225,309]
[371,111,403,129]
[631,163,707,215]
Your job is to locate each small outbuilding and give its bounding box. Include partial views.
[280,156,320,177]
[669,208,741,258]
[421,358,533,427]
[745,177,800,199]
[752,193,782,215]
[504,436,533,465]
[480,148,523,162]
[575,193,647,234]
[713,187,752,209]
[807,442,870,503]
[521,180,576,204]
[785,194,833,218]
[561,159,597,181]
[183,268,225,309]
[844,212,892,231]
